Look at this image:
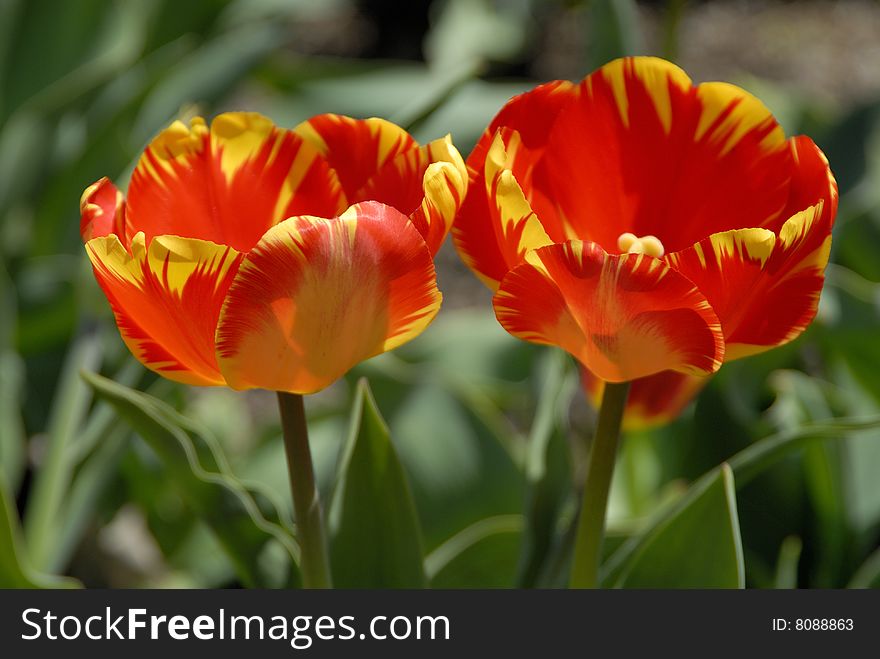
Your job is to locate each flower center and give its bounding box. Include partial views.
[617,232,665,258]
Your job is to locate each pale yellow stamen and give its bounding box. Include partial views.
[617,232,665,258]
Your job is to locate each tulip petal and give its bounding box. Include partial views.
[126,112,343,252]
[780,135,839,229]
[494,241,724,382]
[356,135,467,255]
[536,56,791,253]
[484,129,554,266]
[294,114,417,202]
[216,202,441,394]
[453,80,579,289]
[80,177,127,242]
[668,203,831,360]
[85,233,243,385]
[581,367,710,431]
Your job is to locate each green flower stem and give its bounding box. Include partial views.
[277,392,332,589]
[569,380,631,588]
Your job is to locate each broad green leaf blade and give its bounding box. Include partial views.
[0,474,80,589]
[426,515,523,588]
[614,464,744,588]
[602,415,880,586]
[82,371,301,588]
[329,379,427,588]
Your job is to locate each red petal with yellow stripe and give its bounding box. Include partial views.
[126,112,343,252]
[534,57,792,253]
[85,233,243,385]
[453,80,579,288]
[296,114,466,255]
[216,201,441,394]
[668,203,832,360]
[294,114,417,201]
[581,367,710,431]
[494,241,724,382]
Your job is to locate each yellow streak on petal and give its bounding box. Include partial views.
[600,57,692,133]
[779,202,823,248]
[141,118,209,184]
[694,82,786,156]
[485,132,553,259]
[210,112,275,181]
[708,228,776,267]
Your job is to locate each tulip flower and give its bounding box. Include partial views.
[81,111,466,393]
[452,56,837,587]
[81,111,467,587]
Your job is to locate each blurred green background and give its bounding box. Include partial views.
[2,0,880,589]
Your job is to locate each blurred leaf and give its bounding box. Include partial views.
[614,464,744,588]
[426,515,523,588]
[728,416,880,486]
[24,329,103,571]
[424,0,528,71]
[829,366,880,539]
[604,415,880,585]
[516,349,576,587]
[0,351,26,495]
[13,0,152,116]
[774,536,802,589]
[0,474,80,589]
[0,260,24,491]
[587,0,643,70]
[848,546,880,588]
[392,59,482,134]
[389,382,524,551]
[132,21,285,144]
[82,371,301,588]
[767,370,847,587]
[329,379,426,588]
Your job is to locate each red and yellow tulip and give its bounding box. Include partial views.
[81,112,466,393]
[453,56,838,427]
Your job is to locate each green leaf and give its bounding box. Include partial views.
[848,546,880,588]
[774,536,802,589]
[767,370,847,587]
[384,382,524,551]
[426,515,523,588]
[602,415,880,586]
[24,330,103,571]
[423,0,528,71]
[727,416,880,485]
[613,464,744,588]
[0,474,80,589]
[0,351,25,494]
[82,370,301,588]
[329,379,426,588]
[516,349,576,587]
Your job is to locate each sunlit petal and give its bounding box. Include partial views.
[126,112,342,251]
[494,240,724,382]
[85,233,243,385]
[216,202,440,394]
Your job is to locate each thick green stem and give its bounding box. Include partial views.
[277,392,332,589]
[569,381,631,588]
